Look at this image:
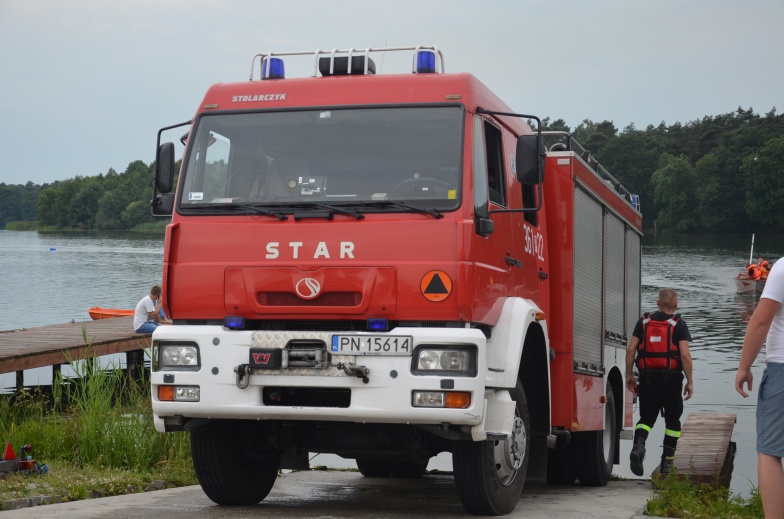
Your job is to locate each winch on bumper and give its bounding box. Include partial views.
[150,325,517,441]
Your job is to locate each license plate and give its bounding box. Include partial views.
[331,335,413,356]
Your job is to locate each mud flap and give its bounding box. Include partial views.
[471,389,515,441]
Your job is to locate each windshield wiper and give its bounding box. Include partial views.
[357,201,443,218]
[288,202,364,220]
[183,202,288,220]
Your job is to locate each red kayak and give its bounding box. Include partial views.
[88,307,134,320]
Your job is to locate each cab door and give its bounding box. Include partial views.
[469,115,520,323]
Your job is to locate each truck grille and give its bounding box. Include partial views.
[262,387,351,408]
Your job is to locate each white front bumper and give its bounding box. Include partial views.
[151,325,489,432]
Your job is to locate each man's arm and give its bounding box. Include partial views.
[679,340,693,400]
[735,297,781,397]
[625,336,640,392]
[148,297,163,323]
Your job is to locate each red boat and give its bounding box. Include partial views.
[88,307,134,320]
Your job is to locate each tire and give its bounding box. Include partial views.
[191,420,281,505]
[453,380,530,516]
[356,458,428,478]
[575,383,617,486]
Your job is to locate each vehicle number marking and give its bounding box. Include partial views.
[331,335,413,356]
[525,226,545,261]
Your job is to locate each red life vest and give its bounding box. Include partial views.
[635,313,681,371]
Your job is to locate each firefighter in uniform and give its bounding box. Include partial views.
[625,288,694,476]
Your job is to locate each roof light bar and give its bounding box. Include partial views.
[248,45,445,81]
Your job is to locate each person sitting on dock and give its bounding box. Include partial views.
[625,288,694,476]
[133,285,172,333]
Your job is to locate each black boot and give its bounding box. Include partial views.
[660,446,676,475]
[630,436,646,476]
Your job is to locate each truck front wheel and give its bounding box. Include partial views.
[191,419,281,505]
[453,380,529,516]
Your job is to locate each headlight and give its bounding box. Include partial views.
[158,343,200,370]
[412,346,476,376]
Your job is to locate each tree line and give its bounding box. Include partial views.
[0,160,165,231]
[542,106,784,232]
[1,107,782,232]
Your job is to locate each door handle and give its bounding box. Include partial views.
[505,256,523,268]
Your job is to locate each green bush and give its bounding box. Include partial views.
[645,471,763,518]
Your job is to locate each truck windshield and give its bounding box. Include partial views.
[178,106,464,214]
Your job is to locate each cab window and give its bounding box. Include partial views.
[483,121,506,207]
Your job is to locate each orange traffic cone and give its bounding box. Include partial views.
[3,442,16,461]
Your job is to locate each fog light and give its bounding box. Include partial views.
[175,386,200,401]
[413,391,444,407]
[158,385,200,402]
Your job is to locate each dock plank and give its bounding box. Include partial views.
[0,317,150,375]
[653,412,737,486]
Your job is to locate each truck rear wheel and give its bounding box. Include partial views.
[191,420,281,505]
[356,458,428,478]
[453,380,529,516]
[575,384,616,486]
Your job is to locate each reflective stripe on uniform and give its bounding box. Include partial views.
[664,428,681,438]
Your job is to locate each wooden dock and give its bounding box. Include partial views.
[653,412,737,486]
[0,317,151,389]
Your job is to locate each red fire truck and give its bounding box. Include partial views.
[150,45,642,516]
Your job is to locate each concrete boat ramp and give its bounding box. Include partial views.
[1,470,655,518]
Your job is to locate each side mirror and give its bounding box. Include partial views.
[475,217,494,238]
[156,142,175,193]
[516,134,544,186]
[151,193,174,216]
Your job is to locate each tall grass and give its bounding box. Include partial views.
[0,348,191,475]
[645,471,763,518]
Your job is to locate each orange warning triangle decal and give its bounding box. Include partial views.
[425,273,449,294]
[420,271,452,302]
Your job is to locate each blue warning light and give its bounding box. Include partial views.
[367,318,389,331]
[262,57,285,80]
[224,315,246,330]
[416,50,436,73]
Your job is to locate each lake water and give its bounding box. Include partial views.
[1,229,781,497]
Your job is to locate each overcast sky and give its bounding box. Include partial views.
[1,0,782,185]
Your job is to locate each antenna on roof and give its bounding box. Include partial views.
[379,36,389,73]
